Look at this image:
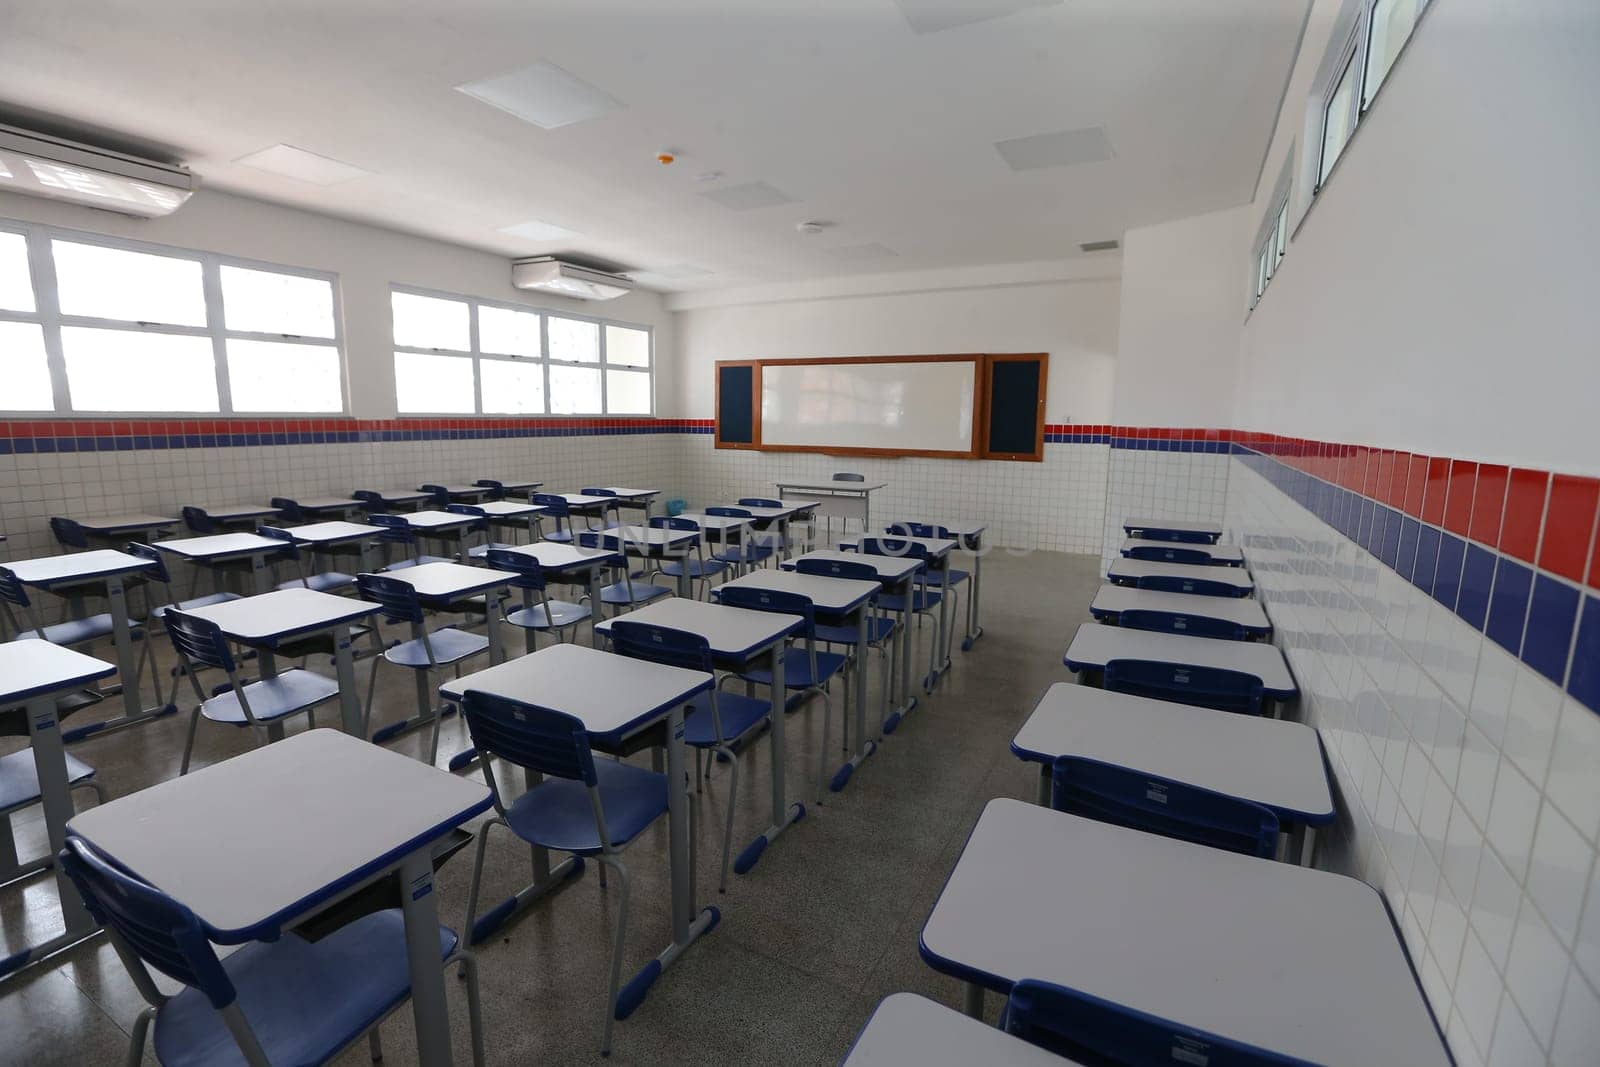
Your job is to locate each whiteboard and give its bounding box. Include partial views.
[760,360,977,453]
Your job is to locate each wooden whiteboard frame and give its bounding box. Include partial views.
[979,352,1049,462]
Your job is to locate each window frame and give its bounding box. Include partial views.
[0,217,348,417]
[389,283,654,417]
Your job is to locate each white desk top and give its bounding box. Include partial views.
[153,532,286,560]
[594,596,800,659]
[675,512,752,533]
[476,500,545,518]
[599,524,698,549]
[717,569,879,615]
[1011,683,1332,821]
[477,478,542,491]
[922,800,1448,1067]
[375,561,513,600]
[1122,538,1245,564]
[397,509,479,530]
[184,588,381,643]
[286,496,358,512]
[440,643,711,745]
[285,520,383,545]
[69,730,491,941]
[1107,558,1254,594]
[493,542,621,571]
[1089,585,1271,634]
[0,641,117,704]
[717,502,805,520]
[418,483,488,496]
[844,993,1075,1066]
[76,512,178,533]
[360,488,431,503]
[593,486,659,500]
[1062,623,1296,697]
[785,549,922,581]
[547,492,618,508]
[884,520,987,539]
[837,534,957,559]
[199,502,279,521]
[1122,517,1224,538]
[6,549,157,586]
[777,481,887,493]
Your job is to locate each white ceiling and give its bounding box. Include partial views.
[0,0,1307,291]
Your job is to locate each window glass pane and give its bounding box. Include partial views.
[605,369,651,414]
[220,266,336,338]
[1274,206,1288,262]
[478,304,541,357]
[1319,53,1359,185]
[481,359,546,414]
[548,363,601,414]
[0,321,54,410]
[0,231,35,312]
[392,291,469,351]
[604,324,650,367]
[53,240,205,326]
[548,316,599,363]
[394,351,474,413]
[61,327,218,411]
[1364,0,1418,107]
[227,339,342,412]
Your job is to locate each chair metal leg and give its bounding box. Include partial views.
[453,950,488,1067]
[125,1005,155,1067]
[461,818,500,947]
[719,745,739,894]
[814,689,832,805]
[598,856,632,1057]
[178,707,203,774]
[367,1029,383,1062]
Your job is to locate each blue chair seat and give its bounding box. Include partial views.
[201,669,340,726]
[0,748,96,811]
[922,567,970,587]
[684,691,770,748]
[466,542,517,560]
[738,647,848,690]
[713,544,774,566]
[598,580,672,607]
[659,558,729,580]
[505,600,591,630]
[384,627,489,669]
[151,592,241,620]
[152,910,455,1067]
[505,759,668,854]
[878,589,943,613]
[814,615,897,646]
[380,554,453,572]
[275,571,356,594]
[17,612,133,646]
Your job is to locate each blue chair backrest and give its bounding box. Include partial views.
[608,621,715,673]
[705,506,752,518]
[1132,528,1216,544]
[1134,574,1242,598]
[738,498,781,508]
[50,516,90,549]
[181,506,216,534]
[0,566,30,609]
[483,549,547,591]
[532,493,572,518]
[577,531,616,551]
[1105,659,1265,716]
[125,542,173,584]
[445,503,487,528]
[355,572,426,624]
[715,586,814,636]
[648,516,698,532]
[459,689,597,785]
[1051,755,1278,858]
[832,472,865,482]
[1128,544,1212,565]
[473,479,506,500]
[1117,609,1247,642]
[352,490,388,514]
[59,836,237,1008]
[888,521,949,540]
[254,525,300,559]
[860,536,930,561]
[163,609,238,673]
[269,497,305,523]
[579,488,612,498]
[1003,979,1310,1066]
[367,513,416,545]
[795,557,878,584]
[419,484,451,508]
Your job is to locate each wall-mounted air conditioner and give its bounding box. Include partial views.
[511,256,633,301]
[0,124,197,218]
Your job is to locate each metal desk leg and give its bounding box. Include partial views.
[250,553,272,596]
[883,572,919,733]
[332,628,363,736]
[675,555,692,599]
[963,982,984,1020]
[485,591,505,665]
[399,849,454,1066]
[830,600,876,792]
[961,539,985,650]
[926,561,951,693]
[1036,762,1051,806]
[63,574,178,743]
[590,568,605,647]
[735,639,802,875]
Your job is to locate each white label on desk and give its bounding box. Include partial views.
[1172,617,1188,631]
[1173,670,1191,686]
[32,708,57,732]
[409,869,434,902]
[1145,781,1168,805]
[1172,1038,1210,1065]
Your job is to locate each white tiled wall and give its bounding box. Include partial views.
[1227,457,1600,1067]
[1100,449,1232,569]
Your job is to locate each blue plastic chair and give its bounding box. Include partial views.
[888,523,968,661]
[367,513,453,571]
[356,573,490,763]
[180,506,218,535]
[1050,755,1278,857]
[650,516,727,598]
[351,489,389,515]
[1116,608,1248,642]
[576,532,672,609]
[531,493,578,544]
[608,620,771,891]
[49,516,91,551]
[1104,658,1266,717]
[163,609,341,774]
[124,542,242,706]
[268,496,306,524]
[472,478,507,501]
[1126,543,1214,565]
[484,549,592,649]
[419,483,453,509]
[793,556,896,760]
[458,690,673,1056]
[256,525,357,594]
[713,585,843,804]
[0,747,105,883]
[58,835,485,1067]
[705,506,777,575]
[859,537,945,690]
[444,503,518,562]
[1132,573,1247,598]
[1002,978,1309,1065]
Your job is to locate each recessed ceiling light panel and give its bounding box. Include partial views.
[499,219,582,242]
[234,144,371,186]
[994,125,1115,172]
[699,181,798,211]
[456,62,623,130]
[895,0,1062,35]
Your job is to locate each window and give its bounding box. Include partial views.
[0,220,346,415]
[1363,0,1419,106]
[389,285,653,415]
[1248,153,1294,312]
[1319,51,1360,187]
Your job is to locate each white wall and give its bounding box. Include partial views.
[0,186,678,420]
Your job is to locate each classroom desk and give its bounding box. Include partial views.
[1106,557,1254,597]
[784,550,923,733]
[920,800,1450,1066]
[284,495,360,518]
[0,642,117,979]
[152,532,289,596]
[74,512,179,544]
[593,525,699,598]
[674,511,753,542]
[589,486,660,519]
[374,562,514,666]
[594,596,810,867]
[389,509,483,562]
[483,542,622,652]
[837,534,957,693]
[715,501,813,560]
[194,502,280,527]
[1010,683,1333,862]
[1062,623,1297,702]
[1088,584,1271,639]
[68,729,492,1065]
[776,480,886,538]
[473,478,542,497]
[714,568,881,793]
[355,487,432,510]
[1121,517,1223,544]
[1120,538,1245,567]
[470,499,546,544]
[546,492,622,531]
[843,993,1075,1067]
[418,483,495,504]
[183,588,382,737]
[887,519,989,650]
[5,549,163,740]
[439,644,717,1021]
[284,519,384,573]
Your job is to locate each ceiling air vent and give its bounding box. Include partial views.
[0,123,196,217]
[511,257,634,301]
